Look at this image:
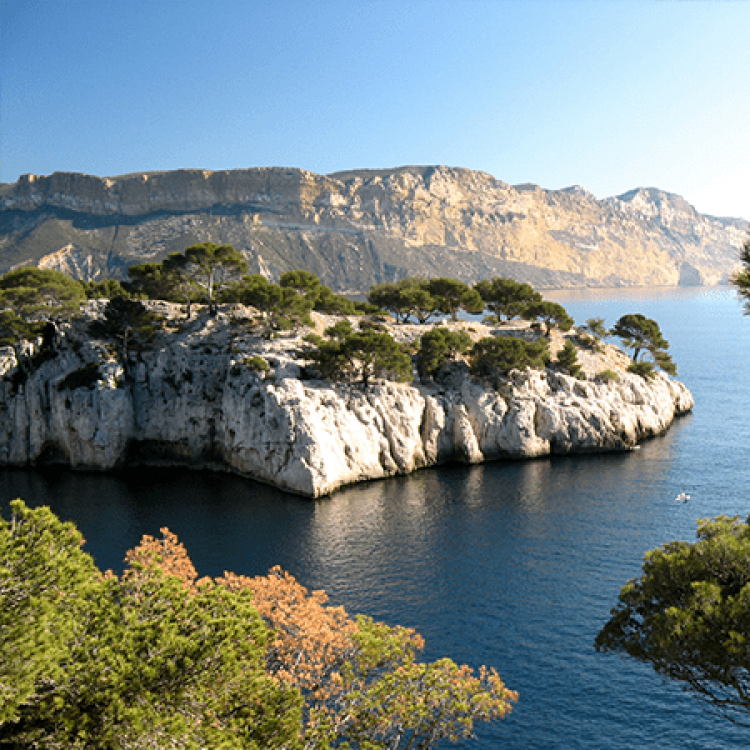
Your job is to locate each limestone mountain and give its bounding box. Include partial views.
[0,166,745,291]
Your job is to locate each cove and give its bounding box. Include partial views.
[1,286,748,748]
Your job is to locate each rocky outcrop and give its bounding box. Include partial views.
[0,304,693,497]
[0,167,745,292]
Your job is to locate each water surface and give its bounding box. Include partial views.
[2,286,749,748]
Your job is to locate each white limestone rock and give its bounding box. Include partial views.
[0,307,694,497]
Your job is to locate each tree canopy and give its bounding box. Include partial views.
[88,297,163,365]
[416,327,473,380]
[475,277,542,322]
[308,320,412,387]
[367,278,438,324]
[596,514,750,727]
[0,500,517,748]
[0,268,86,317]
[731,235,750,315]
[164,243,248,315]
[471,336,549,379]
[227,274,315,336]
[610,313,676,375]
[521,300,574,336]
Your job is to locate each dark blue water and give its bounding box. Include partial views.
[2,286,749,748]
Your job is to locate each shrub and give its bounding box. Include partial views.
[596,369,619,383]
[628,361,656,380]
[556,340,582,378]
[245,356,270,372]
[471,336,549,378]
[416,328,473,380]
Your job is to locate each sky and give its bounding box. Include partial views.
[1,0,749,219]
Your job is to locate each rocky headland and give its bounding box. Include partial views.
[0,303,694,497]
[0,166,745,292]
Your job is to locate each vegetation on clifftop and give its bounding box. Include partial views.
[0,246,680,389]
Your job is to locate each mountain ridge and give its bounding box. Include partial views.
[0,166,745,291]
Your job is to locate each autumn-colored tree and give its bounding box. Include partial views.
[218,565,518,750]
[2,503,518,748]
[0,501,299,749]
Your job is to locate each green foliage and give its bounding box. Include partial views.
[158,243,248,315]
[611,313,676,376]
[610,313,668,362]
[1,503,517,748]
[310,321,412,386]
[555,339,582,378]
[125,261,195,312]
[368,277,437,324]
[229,274,313,336]
[79,278,130,300]
[367,277,483,324]
[0,310,36,347]
[313,285,357,315]
[0,501,299,749]
[521,300,574,335]
[279,269,321,297]
[0,500,99,726]
[0,268,86,333]
[576,317,607,351]
[581,316,607,338]
[416,327,473,379]
[57,362,102,391]
[596,514,750,726]
[245,355,270,372]
[628,361,656,379]
[595,369,619,383]
[730,235,750,315]
[474,277,543,321]
[425,278,484,321]
[471,336,549,378]
[89,297,163,362]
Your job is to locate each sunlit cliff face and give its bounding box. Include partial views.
[0,166,746,291]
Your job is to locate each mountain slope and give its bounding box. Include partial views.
[0,166,745,290]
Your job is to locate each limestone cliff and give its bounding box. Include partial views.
[0,303,693,497]
[0,167,745,292]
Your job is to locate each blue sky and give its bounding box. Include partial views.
[2,0,749,219]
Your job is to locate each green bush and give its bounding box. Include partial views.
[596,369,619,383]
[245,356,270,372]
[471,336,549,378]
[416,328,472,379]
[628,361,656,380]
[555,340,582,378]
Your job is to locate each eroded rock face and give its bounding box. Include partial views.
[0,166,745,291]
[0,305,694,498]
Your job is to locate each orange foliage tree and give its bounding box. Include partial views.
[129,527,518,749]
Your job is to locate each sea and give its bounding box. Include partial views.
[1,285,749,749]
